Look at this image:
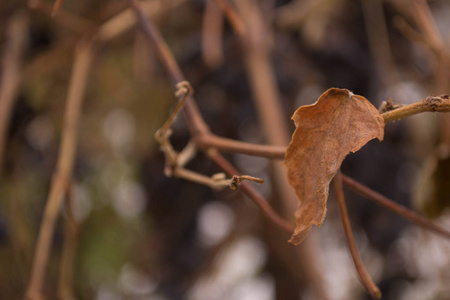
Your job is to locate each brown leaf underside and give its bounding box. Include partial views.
[284,88,385,245]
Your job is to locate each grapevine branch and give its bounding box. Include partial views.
[58,182,79,300]
[25,39,94,300]
[333,171,381,299]
[155,81,264,191]
[127,0,450,255]
[128,1,450,298]
[0,13,28,172]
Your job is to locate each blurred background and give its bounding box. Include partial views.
[0,0,450,299]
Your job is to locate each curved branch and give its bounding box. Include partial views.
[333,171,381,299]
[25,39,94,300]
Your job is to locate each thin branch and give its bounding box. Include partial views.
[25,39,94,300]
[97,0,188,43]
[207,148,294,234]
[360,0,400,88]
[51,0,64,17]
[127,0,294,236]
[212,0,246,36]
[333,171,381,299]
[128,0,450,273]
[341,174,450,240]
[28,0,95,35]
[197,134,285,159]
[381,94,450,123]
[127,0,209,135]
[157,81,193,135]
[0,13,28,172]
[58,182,79,300]
[201,134,450,239]
[202,0,225,69]
[198,94,450,159]
[155,82,263,190]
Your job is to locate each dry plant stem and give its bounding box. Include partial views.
[333,171,381,299]
[197,134,285,159]
[202,0,225,69]
[97,0,188,43]
[200,135,450,240]
[58,182,79,300]
[129,0,450,246]
[199,96,450,159]
[0,13,28,171]
[25,40,94,300]
[207,149,294,233]
[28,0,95,35]
[393,16,427,46]
[361,0,399,88]
[411,0,448,61]
[159,81,193,134]
[51,0,64,17]
[128,0,208,135]
[341,174,450,240]
[228,1,328,297]
[212,0,246,36]
[128,0,296,235]
[156,84,264,191]
[381,95,450,123]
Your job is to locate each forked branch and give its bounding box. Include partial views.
[155,81,264,191]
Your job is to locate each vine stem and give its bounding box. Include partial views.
[128,0,450,241]
[58,182,79,300]
[333,171,381,299]
[0,13,27,172]
[341,174,450,240]
[381,94,450,122]
[127,0,292,235]
[24,39,94,300]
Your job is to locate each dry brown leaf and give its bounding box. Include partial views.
[285,88,385,245]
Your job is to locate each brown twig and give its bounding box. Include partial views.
[128,1,450,297]
[97,0,188,43]
[202,0,225,69]
[226,1,329,297]
[0,13,28,172]
[381,94,450,123]
[51,0,64,17]
[128,0,294,236]
[197,134,285,159]
[212,0,246,36]
[360,0,399,88]
[58,182,79,300]
[333,171,381,299]
[199,95,450,158]
[207,148,294,233]
[127,0,208,134]
[198,131,450,239]
[342,174,450,240]
[28,0,95,35]
[156,82,264,190]
[24,39,94,300]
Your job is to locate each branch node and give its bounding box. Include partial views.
[378,99,402,113]
[175,81,193,98]
[230,175,264,190]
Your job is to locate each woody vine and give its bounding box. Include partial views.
[8,0,449,299]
